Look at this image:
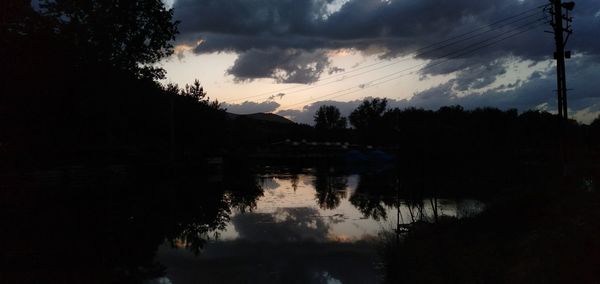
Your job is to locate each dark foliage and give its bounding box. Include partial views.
[0,1,230,169]
[314,105,347,130]
[1,165,265,283]
[38,0,178,79]
[313,166,348,210]
[349,98,388,144]
[380,186,600,284]
[314,105,348,142]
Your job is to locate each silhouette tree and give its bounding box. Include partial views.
[166,79,225,111]
[592,115,600,128]
[349,98,387,144]
[349,98,387,130]
[38,0,178,79]
[182,80,208,102]
[313,105,347,141]
[314,105,347,130]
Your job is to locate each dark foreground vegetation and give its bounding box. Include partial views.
[3,1,600,284]
[1,164,267,283]
[380,174,600,284]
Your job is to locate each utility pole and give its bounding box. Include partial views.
[548,0,575,120]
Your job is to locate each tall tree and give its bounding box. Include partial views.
[38,0,179,79]
[592,115,600,128]
[349,98,387,130]
[314,105,347,130]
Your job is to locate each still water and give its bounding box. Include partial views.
[149,170,484,284]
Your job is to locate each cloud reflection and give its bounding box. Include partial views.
[232,207,330,242]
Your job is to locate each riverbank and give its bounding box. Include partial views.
[380,179,600,283]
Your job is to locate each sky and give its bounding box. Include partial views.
[158,0,600,124]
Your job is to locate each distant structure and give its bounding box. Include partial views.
[547,0,575,120]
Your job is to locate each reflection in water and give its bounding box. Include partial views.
[241,174,484,240]
[350,192,389,221]
[156,169,485,284]
[4,165,484,283]
[232,207,330,242]
[314,167,349,210]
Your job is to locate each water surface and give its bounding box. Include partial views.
[152,170,484,284]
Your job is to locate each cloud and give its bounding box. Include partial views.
[168,0,547,83]
[277,57,600,124]
[573,106,600,124]
[267,93,286,101]
[328,66,345,74]
[173,0,600,118]
[157,235,378,284]
[231,207,329,242]
[174,0,599,60]
[227,48,330,84]
[223,101,281,114]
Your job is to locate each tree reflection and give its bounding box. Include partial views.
[313,167,348,210]
[224,169,264,213]
[164,180,232,255]
[3,166,265,283]
[350,192,388,221]
[350,171,396,221]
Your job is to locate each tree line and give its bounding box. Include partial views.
[314,98,600,171]
[1,1,229,168]
[2,1,599,170]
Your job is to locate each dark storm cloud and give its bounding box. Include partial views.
[278,58,600,125]
[173,0,599,81]
[173,0,600,117]
[223,100,280,114]
[174,0,331,39]
[227,48,330,83]
[453,59,510,91]
[443,56,600,117]
[231,207,330,242]
[174,0,599,58]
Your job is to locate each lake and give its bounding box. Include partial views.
[2,164,490,283]
[148,168,485,284]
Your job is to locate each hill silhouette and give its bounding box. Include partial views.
[227,112,295,125]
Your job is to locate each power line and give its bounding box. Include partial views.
[225,4,549,103]
[288,21,547,108]
[226,13,543,103]
[290,21,547,108]
[547,0,574,120]
[280,19,546,109]
[278,15,545,98]
[226,5,546,102]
